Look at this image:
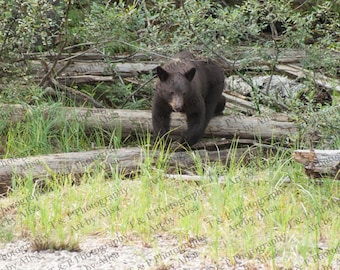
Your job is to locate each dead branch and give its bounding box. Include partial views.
[40,60,104,108]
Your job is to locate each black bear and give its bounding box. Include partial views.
[152,51,226,146]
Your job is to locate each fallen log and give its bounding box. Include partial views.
[223,92,282,116]
[0,104,297,141]
[31,60,158,85]
[293,149,340,179]
[24,50,340,90]
[276,64,340,92]
[0,147,252,195]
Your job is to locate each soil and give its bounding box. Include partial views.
[0,234,271,270]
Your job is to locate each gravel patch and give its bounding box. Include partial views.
[0,234,271,270]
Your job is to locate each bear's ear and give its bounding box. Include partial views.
[184,67,196,81]
[156,66,169,82]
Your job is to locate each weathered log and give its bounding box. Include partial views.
[276,64,340,92]
[55,75,114,85]
[24,49,340,88]
[32,60,158,85]
[0,147,251,194]
[294,149,340,179]
[0,104,297,140]
[223,93,280,116]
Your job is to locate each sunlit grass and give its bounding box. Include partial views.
[2,148,339,268]
[0,105,339,269]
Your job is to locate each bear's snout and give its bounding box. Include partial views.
[169,95,184,112]
[172,105,182,112]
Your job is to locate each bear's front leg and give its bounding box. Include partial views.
[182,109,206,146]
[152,98,172,142]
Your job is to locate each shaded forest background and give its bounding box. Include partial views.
[0,0,339,155]
[0,0,339,107]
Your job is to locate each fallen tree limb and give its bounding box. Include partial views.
[39,60,104,108]
[0,147,252,194]
[48,75,104,108]
[293,149,340,179]
[0,104,297,140]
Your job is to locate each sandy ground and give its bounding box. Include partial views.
[3,233,337,270]
[0,234,271,270]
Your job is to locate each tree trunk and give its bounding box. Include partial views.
[0,147,251,194]
[0,104,297,140]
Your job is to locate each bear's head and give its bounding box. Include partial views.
[156,66,196,112]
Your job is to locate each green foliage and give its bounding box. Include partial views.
[75,1,145,53]
[1,0,338,58]
[0,0,64,59]
[69,0,339,55]
[301,46,339,76]
[0,0,339,109]
[294,104,340,149]
[306,1,340,48]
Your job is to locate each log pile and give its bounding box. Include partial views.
[0,102,298,194]
[0,48,338,195]
[25,49,340,93]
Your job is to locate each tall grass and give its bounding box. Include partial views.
[0,104,339,269]
[1,104,121,158]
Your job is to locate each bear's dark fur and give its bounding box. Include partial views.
[152,51,226,146]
